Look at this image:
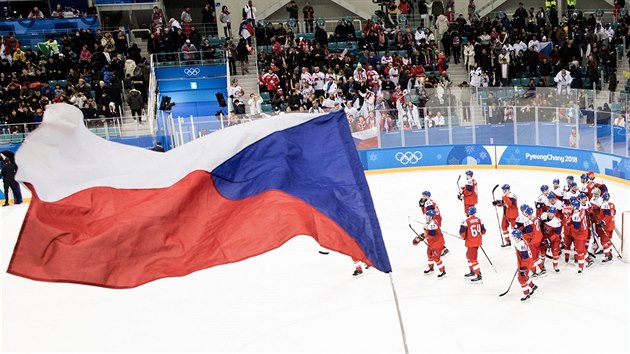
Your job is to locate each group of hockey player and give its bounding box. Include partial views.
[406,169,618,302]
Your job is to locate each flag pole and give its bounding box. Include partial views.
[388,272,409,354]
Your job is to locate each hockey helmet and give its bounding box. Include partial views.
[540,184,549,192]
[602,192,610,201]
[422,191,431,197]
[465,170,474,177]
[588,170,595,176]
[553,178,560,184]
[566,175,574,181]
[548,206,557,214]
[512,229,523,239]
[578,193,587,199]
[520,204,530,212]
[580,173,588,180]
[525,206,534,216]
[425,209,436,218]
[570,182,578,188]
[468,206,477,215]
[571,199,580,208]
[501,184,510,190]
[547,192,556,199]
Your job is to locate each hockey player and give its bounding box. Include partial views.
[570,199,590,273]
[492,184,518,247]
[459,206,485,283]
[552,178,564,199]
[458,170,478,215]
[540,207,562,272]
[563,182,580,205]
[515,204,531,231]
[419,190,449,256]
[587,171,608,193]
[522,206,544,275]
[579,193,595,268]
[598,192,616,263]
[590,188,604,254]
[563,175,575,195]
[545,192,564,218]
[562,197,576,263]
[512,229,538,301]
[413,209,446,278]
[535,185,550,217]
[351,257,373,277]
[580,173,596,198]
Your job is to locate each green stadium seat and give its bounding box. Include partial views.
[520,78,529,86]
[583,78,591,89]
[57,80,67,87]
[511,78,520,87]
[261,103,273,113]
[259,92,271,102]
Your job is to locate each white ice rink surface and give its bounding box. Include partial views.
[1,168,629,353]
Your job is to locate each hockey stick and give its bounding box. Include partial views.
[491,184,505,246]
[456,175,463,200]
[604,228,623,259]
[479,246,498,273]
[499,269,518,297]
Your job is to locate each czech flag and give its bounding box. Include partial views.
[8,104,391,288]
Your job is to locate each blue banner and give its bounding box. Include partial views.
[499,145,598,171]
[362,145,493,170]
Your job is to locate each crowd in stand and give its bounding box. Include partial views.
[0,25,151,134]
[249,0,630,131]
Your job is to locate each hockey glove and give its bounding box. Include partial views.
[412,233,425,246]
[457,194,463,201]
[540,238,550,248]
[492,200,501,206]
[419,199,426,208]
[599,221,605,228]
[518,267,528,277]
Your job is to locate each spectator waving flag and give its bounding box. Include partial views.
[8,104,391,288]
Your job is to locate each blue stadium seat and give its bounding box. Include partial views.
[259,92,270,102]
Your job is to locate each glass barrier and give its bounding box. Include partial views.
[167,86,630,158]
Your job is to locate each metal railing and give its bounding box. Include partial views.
[152,51,226,67]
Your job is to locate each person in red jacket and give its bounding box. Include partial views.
[492,184,518,247]
[458,170,478,215]
[512,229,538,301]
[459,206,485,283]
[413,209,446,278]
[598,192,616,263]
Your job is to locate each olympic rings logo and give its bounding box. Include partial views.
[184,68,201,76]
[395,151,423,165]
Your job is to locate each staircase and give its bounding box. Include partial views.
[445,55,486,125]
[233,52,260,115]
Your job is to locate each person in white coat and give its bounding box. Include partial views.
[554,68,573,94]
[247,93,262,116]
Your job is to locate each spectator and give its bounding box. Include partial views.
[28,6,45,19]
[303,1,314,33]
[201,3,216,37]
[152,6,164,25]
[181,6,193,37]
[51,4,64,18]
[248,93,263,115]
[181,39,197,62]
[286,0,298,20]
[236,37,250,74]
[220,6,232,38]
[243,0,257,25]
[128,85,144,122]
[200,39,216,60]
